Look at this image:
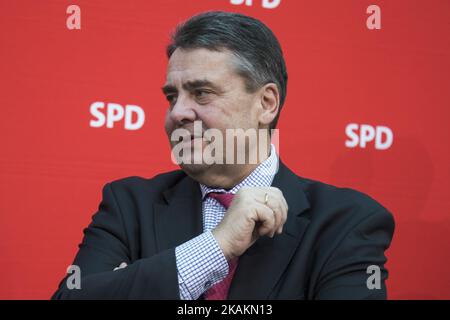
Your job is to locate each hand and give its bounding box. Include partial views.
[212,186,288,261]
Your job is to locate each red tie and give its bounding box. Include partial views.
[204,192,238,300]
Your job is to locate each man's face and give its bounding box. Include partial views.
[163,48,262,175]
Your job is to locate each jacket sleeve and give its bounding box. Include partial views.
[314,209,395,300]
[51,183,180,299]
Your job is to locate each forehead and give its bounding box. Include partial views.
[165,48,238,87]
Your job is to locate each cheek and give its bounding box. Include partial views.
[230,99,258,128]
[164,110,174,135]
[194,107,219,129]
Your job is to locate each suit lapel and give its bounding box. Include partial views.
[153,175,203,251]
[152,162,311,299]
[228,161,311,299]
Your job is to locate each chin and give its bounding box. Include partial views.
[179,162,213,177]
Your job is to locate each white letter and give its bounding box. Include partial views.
[366,265,381,289]
[270,128,280,154]
[193,121,204,164]
[170,128,191,165]
[231,0,253,5]
[375,126,393,150]
[125,105,145,130]
[359,124,376,148]
[89,102,105,128]
[258,129,270,165]
[262,0,281,9]
[345,123,359,148]
[226,128,257,164]
[66,265,81,289]
[66,5,81,30]
[203,129,224,165]
[106,103,124,128]
[366,5,381,30]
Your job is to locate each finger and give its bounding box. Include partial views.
[270,203,282,237]
[254,187,287,235]
[264,188,288,233]
[253,202,276,237]
[260,191,285,235]
[272,198,285,235]
[265,187,288,209]
[256,187,280,208]
[269,187,289,213]
[267,199,283,236]
[279,196,288,231]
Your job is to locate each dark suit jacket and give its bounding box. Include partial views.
[52,161,395,300]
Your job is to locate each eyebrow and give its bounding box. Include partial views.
[161,79,221,95]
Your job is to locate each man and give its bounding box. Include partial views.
[52,11,394,300]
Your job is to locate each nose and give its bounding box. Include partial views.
[169,95,197,125]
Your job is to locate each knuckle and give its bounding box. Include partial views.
[271,187,282,194]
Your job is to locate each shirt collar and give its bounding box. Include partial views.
[199,144,279,199]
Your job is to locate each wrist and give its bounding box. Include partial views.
[212,228,235,261]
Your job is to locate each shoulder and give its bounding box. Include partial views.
[293,174,395,260]
[301,177,388,215]
[292,174,394,233]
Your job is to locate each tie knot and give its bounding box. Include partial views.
[207,192,235,209]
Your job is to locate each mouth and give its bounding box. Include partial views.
[185,131,204,140]
[176,134,205,143]
[190,136,209,145]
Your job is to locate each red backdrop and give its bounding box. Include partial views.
[0,0,449,299]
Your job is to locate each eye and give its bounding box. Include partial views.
[194,89,212,101]
[166,94,177,105]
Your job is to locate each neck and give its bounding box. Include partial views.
[189,142,272,189]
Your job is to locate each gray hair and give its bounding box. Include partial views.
[166,11,288,130]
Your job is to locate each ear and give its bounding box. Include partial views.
[258,83,280,127]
